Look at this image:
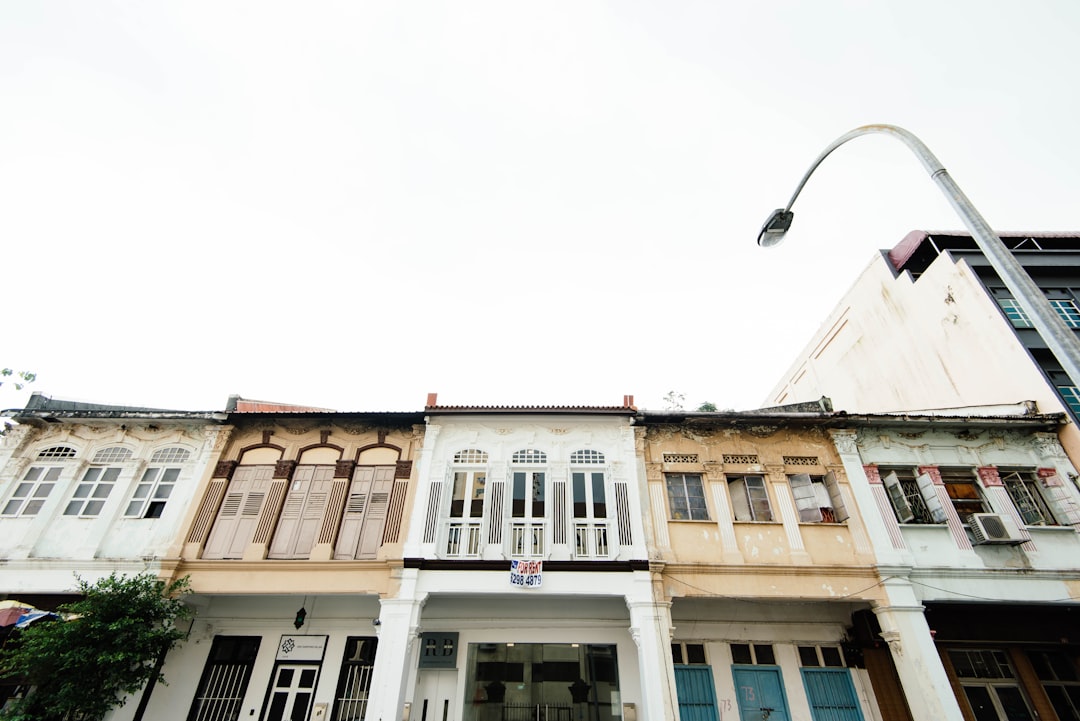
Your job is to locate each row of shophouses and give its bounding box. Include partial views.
[1,390,1080,721]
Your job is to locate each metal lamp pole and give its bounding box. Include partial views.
[757,123,1080,390]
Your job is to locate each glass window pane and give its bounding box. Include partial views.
[962,686,1000,721]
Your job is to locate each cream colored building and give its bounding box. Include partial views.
[122,400,426,721]
[766,231,1080,464]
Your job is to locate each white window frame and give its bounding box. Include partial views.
[2,466,64,516]
[65,466,122,517]
[789,473,848,523]
[665,473,709,521]
[728,475,773,522]
[1001,470,1058,526]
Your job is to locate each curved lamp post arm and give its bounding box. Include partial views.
[758,123,1080,392]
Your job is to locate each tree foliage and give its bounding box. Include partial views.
[0,369,35,391]
[0,573,191,721]
[696,401,718,412]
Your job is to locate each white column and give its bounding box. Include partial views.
[627,590,680,721]
[873,579,964,721]
[368,594,426,721]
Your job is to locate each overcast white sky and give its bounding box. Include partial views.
[2,1,1079,414]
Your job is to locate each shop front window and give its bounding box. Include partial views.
[464,643,620,721]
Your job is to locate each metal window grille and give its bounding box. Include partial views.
[332,638,377,721]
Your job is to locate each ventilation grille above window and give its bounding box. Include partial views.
[783,456,820,466]
[723,454,759,464]
[453,449,488,464]
[93,447,133,463]
[570,449,605,464]
[37,446,76,459]
[663,454,699,463]
[511,449,547,464]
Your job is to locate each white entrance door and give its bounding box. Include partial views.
[414,669,459,721]
[264,664,318,721]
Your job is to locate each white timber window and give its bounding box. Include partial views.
[510,449,547,558]
[665,473,709,521]
[2,446,77,517]
[64,446,132,517]
[881,468,947,524]
[446,449,488,557]
[125,447,190,518]
[570,449,609,558]
[728,475,773,522]
[1001,470,1060,526]
[789,473,848,523]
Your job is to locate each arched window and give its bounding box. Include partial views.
[92,447,133,463]
[37,446,76,459]
[126,448,192,519]
[511,449,547,464]
[454,449,489,464]
[570,449,605,465]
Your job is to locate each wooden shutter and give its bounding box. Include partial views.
[823,471,850,522]
[916,472,948,523]
[336,466,375,558]
[204,466,273,559]
[357,467,395,558]
[882,472,915,523]
[790,473,823,522]
[270,466,335,558]
[336,466,395,559]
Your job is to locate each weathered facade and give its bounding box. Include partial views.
[843,411,1080,721]
[0,394,224,706]
[639,410,890,721]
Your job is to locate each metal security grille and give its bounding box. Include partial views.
[332,637,377,721]
[187,637,260,721]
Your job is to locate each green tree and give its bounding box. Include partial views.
[696,401,718,412]
[0,573,191,721]
[0,369,35,391]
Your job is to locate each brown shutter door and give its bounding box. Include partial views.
[863,647,914,721]
[356,466,395,558]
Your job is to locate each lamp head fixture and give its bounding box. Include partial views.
[757,208,794,248]
[293,606,307,631]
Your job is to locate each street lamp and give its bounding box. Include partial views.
[757,123,1080,390]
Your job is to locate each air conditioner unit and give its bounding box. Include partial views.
[969,513,1025,545]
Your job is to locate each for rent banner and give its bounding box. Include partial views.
[510,560,543,588]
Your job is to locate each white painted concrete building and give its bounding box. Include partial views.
[379,401,673,721]
[0,394,224,707]
[836,411,1080,721]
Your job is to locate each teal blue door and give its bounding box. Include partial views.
[732,667,790,721]
[674,666,719,721]
[800,669,865,721]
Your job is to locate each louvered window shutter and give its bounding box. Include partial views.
[790,473,823,522]
[823,471,849,522]
[269,466,312,558]
[336,466,375,559]
[357,467,395,558]
[916,472,948,523]
[293,466,334,557]
[882,472,915,522]
[204,466,273,559]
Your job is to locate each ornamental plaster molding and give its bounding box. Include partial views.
[828,430,859,455]
[1033,433,1067,460]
